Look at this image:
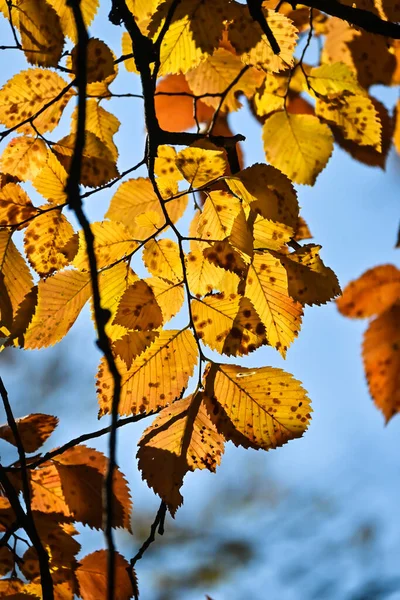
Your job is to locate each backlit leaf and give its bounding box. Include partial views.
[71,38,114,83]
[113,331,160,369]
[185,249,230,297]
[262,112,333,185]
[17,0,64,67]
[46,0,99,42]
[155,145,182,181]
[97,329,198,416]
[176,146,226,187]
[142,238,183,283]
[0,136,48,181]
[197,191,241,241]
[32,152,68,205]
[138,392,224,513]
[0,183,37,228]
[73,221,138,271]
[97,262,138,342]
[76,550,135,600]
[0,413,58,453]
[146,277,185,323]
[204,363,312,450]
[363,304,400,423]
[78,100,120,160]
[113,280,163,331]
[308,62,363,95]
[24,269,91,349]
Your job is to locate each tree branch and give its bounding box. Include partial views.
[247,0,281,54]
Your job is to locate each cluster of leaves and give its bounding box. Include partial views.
[0,0,398,597]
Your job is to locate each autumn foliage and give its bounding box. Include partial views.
[0,0,399,598]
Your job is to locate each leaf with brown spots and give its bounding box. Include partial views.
[24,208,75,277]
[185,248,230,297]
[0,183,38,229]
[0,69,73,135]
[363,303,400,423]
[16,0,65,67]
[113,331,160,369]
[76,550,136,600]
[113,280,163,331]
[337,264,400,318]
[203,239,247,276]
[97,329,198,416]
[0,578,37,598]
[54,131,118,188]
[197,191,241,241]
[71,38,114,83]
[46,0,99,43]
[145,277,185,323]
[78,100,120,160]
[73,221,138,271]
[245,252,303,357]
[204,363,312,450]
[192,293,267,356]
[0,413,58,453]
[142,238,183,284]
[155,145,183,182]
[278,244,341,306]
[138,392,224,514]
[0,136,48,182]
[32,152,68,205]
[176,146,227,188]
[24,269,91,349]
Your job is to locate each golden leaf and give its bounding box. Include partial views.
[146,277,185,323]
[148,0,226,75]
[337,264,400,318]
[254,72,287,117]
[228,207,254,264]
[73,220,138,272]
[46,0,99,42]
[142,238,183,283]
[0,69,73,135]
[0,183,37,228]
[316,93,381,150]
[76,550,135,600]
[203,239,247,276]
[97,329,198,416]
[245,252,303,357]
[24,269,91,349]
[363,304,400,423]
[192,294,267,356]
[17,0,64,67]
[186,48,265,112]
[227,6,297,72]
[185,249,229,297]
[279,244,341,306]
[113,280,163,331]
[204,363,312,450]
[0,136,48,181]
[24,209,75,276]
[0,414,58,453]
[262,112,333,185]
[32,152,68,205]
[176,146,226,187]
[113,331,160,369]
[197,190,241,241]
[307,62,364,96]
[0,230,33,331]
[138,392,224,513]
[97,262,138,342]
[78,100,120,160]
[71,38,114,84]
[155,74,214,132]
[155,145,182,181]
[106,177,187,240]
[53,132,118,188]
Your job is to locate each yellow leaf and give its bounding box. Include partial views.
[145,277,184,323]
[138,392,224,514]
[176,146,226,188]
[204,363,312,450]
[16,0,64,67]
[225,163,299,230]
[253,216,293,251]
[185,249,229,297]
[0,69,73,135]
[77,100,120,160]
[0,413,58,453]
[337,264,400,318]
[316,93,381,150]
[97,262,138,341]
[245,252,303,357]
[294,216,312,241]
[106,177,187,240]
[73,221,138,271]
[192,294,267,356]
[155,145,182,182]
[46,0,99,42]
[262,112,333,185]
[308,62,364,96]
[97,329,198,416]
[363,304,400,423]
[148,0,226,75]
[228,207,253,264]
[71,38,114,84]
[113,331,160,369]
[142,238,183,283]
[113,280,163,331]
[24,208,75,276]
[53,131,118,188]
[197,191,241,241]
[32,152,68,205]
[0,183,37,228]
[121,31,138,74]
[24,269,91,349]
[227,6,297,72]
[254,72,287,117]
[203,239,247,276]
[186,48,265,112]
[0,230,33,331]
[279,244,341,306]
[0,136,48,181]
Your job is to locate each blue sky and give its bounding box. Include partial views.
[0,5,400,598]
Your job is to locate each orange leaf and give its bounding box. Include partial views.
[0,413,58,453]
[76,550,136,600]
